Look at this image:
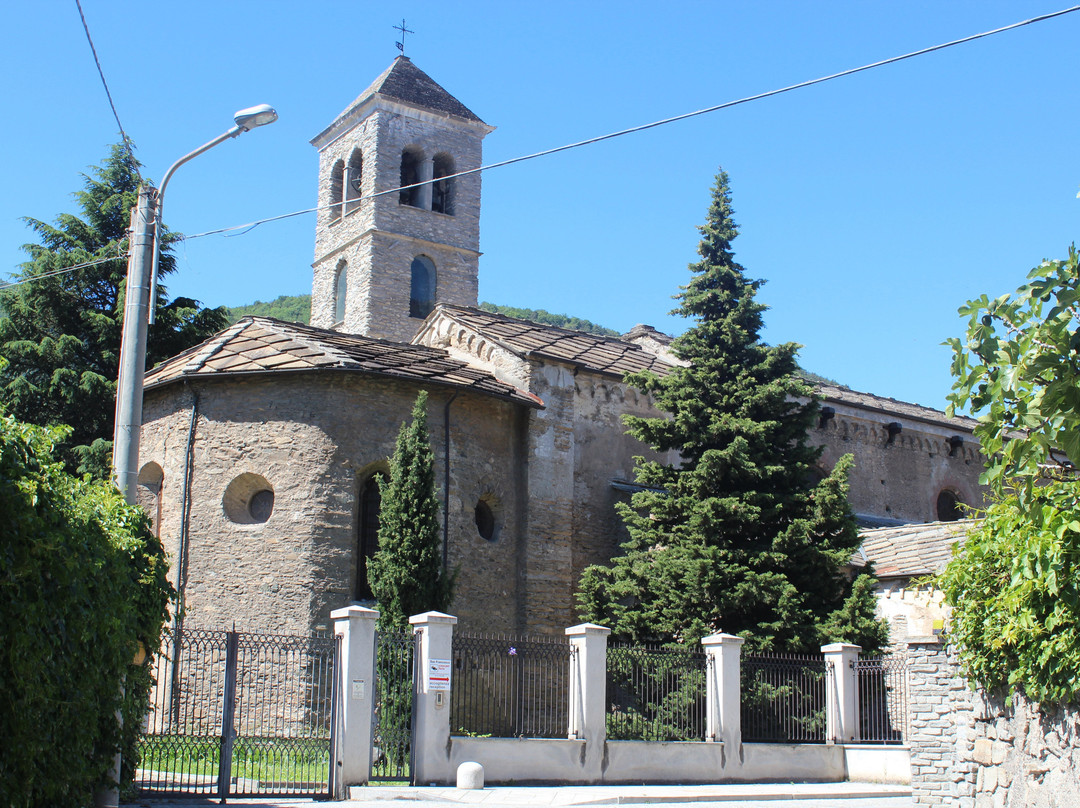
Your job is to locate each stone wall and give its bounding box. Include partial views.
[812,410,985,523]
[906,638,975,805]
[906,638,1080,807]
[141,373,528,636]
[517,361,679,635]
[419,315,681,635]
[967,690,1080,807]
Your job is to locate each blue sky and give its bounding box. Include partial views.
[2,1,1077,410]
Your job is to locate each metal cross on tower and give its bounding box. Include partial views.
[394,19,414,55]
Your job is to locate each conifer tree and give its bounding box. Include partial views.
[368,390,453,631]
[578,169,885,653]
[0,144,228,477]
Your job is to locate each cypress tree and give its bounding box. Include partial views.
[368,390,453,631]
[578,169,884,653]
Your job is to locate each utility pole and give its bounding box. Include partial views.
[96,185,155,808]
[112,185,157,506]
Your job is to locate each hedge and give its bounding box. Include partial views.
[0,415,172,807]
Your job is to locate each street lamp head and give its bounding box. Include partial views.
[233,104,278,131]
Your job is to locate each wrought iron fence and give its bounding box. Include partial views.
[372,628,416,781]
[605,643,707,741]
[740,653,827,743]
[451,632,570,738]
[136,625,337,798]
[854,655,908,744]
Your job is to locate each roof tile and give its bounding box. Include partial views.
[857,520,973,579]
[144,317,539,408]
[338,56,483,124]
[433,305,674,378]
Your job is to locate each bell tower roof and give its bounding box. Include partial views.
[357,56,484,122]
[312,57,488,148]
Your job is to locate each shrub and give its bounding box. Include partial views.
[937,481,1080,704]
[0,415,172,806]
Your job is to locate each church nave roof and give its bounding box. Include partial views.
[422,305,676,380]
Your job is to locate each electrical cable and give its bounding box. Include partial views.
[74,0,142,181]
[0,255,124,291]
[183,5,1080,242]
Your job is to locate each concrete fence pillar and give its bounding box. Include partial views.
[565,623,610,742]
[565,623,609,783]
[822,642,861,744]
[332,605,378,790]
[410,611,457,785]
[702,633,744,748]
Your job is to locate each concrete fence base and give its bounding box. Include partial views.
[416,737,908,786]
[333,608,910,788]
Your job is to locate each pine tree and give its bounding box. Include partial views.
[368,390,453,631]
[0,144,228,477]
[577,169,885,653]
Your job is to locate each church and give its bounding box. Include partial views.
[138,57,985,638]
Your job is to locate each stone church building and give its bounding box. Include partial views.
[139,57,984,637]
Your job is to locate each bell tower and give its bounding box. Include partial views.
[309,57,494,343]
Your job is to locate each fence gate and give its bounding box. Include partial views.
[136,625,339,799]
[370,628,416,782]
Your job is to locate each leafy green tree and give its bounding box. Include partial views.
[946,245,1080,501]
[0,144,228,477]
[0,414,172,806]
[228,293,312,325]
[941,245,1080,703]
[368,390,453,631]
[479,302,619,336]
[578,169,884,653]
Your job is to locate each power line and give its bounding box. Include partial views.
[74,0,142,181]
[0,255,124,291]
[184,5,1080,242]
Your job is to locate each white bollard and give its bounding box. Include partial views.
[456,761,484,789]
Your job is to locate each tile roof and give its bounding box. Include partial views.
[343,56,484,124]
[143,317,540,407]
[432,305,676,379]
[622,324,675,346]
[856,520,973,579]
[817,383,978,433]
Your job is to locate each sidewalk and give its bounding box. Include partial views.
[350,782,912,805]
[132,781,913,807]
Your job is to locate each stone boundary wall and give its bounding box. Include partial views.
[907,638,1080,807]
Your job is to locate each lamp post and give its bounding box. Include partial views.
[98,103,279,808]
[112,105,277,505]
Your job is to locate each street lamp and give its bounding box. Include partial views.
[112,105,278,505]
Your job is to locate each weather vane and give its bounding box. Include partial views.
[394,19,414,56]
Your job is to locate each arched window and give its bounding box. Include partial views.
[410,256,436,319]
[936,489,963,522]
[334,260,347,324]
[137,462,164,537]
[328,159,345,221]
[431,153,455,215]
[355,472,387,600]
[399,147,423,207]
[345,148,363,214]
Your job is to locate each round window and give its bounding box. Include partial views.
[223,473,275,525]
[249,489,275,522]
